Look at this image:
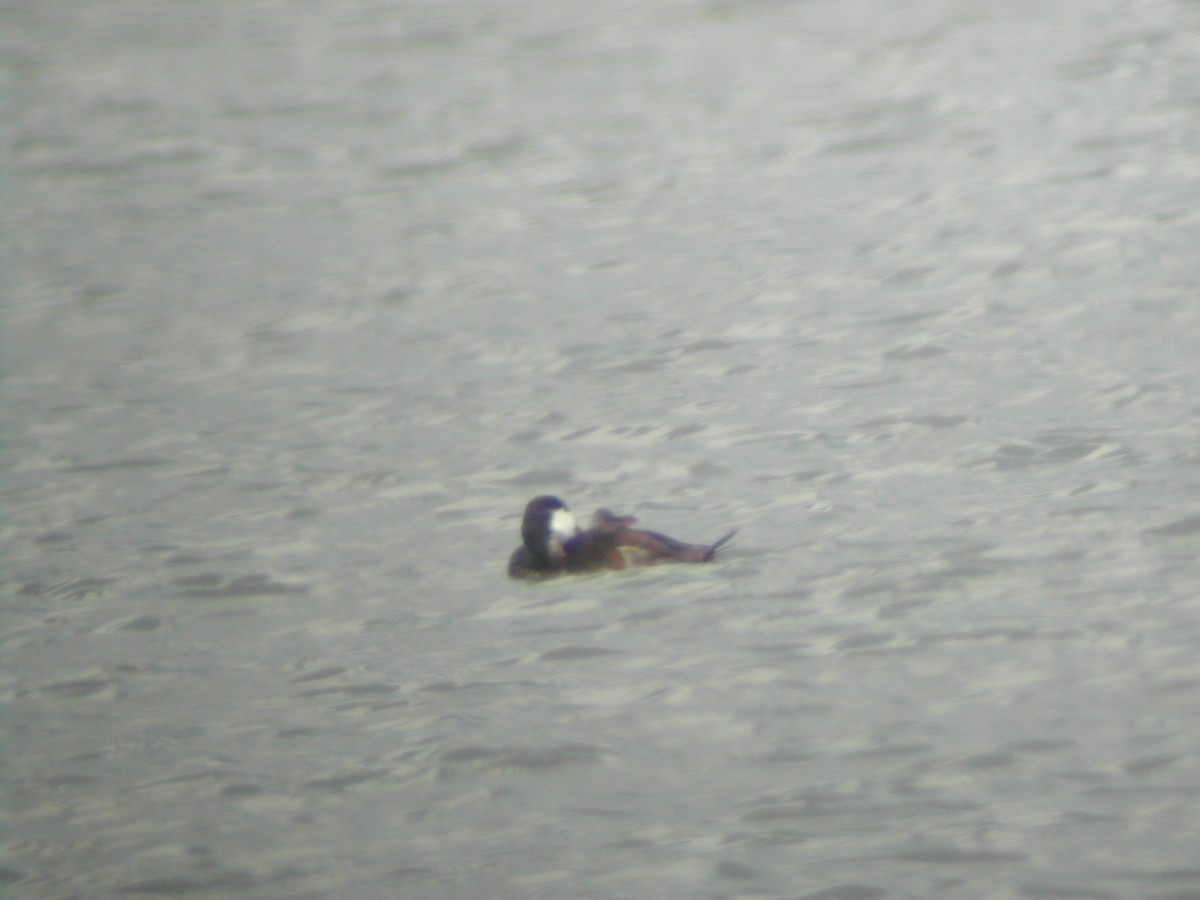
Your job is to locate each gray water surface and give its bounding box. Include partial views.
[7,0,1200,897]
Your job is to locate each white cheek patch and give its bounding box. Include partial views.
[548,508,578,543]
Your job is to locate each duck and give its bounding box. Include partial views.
[508,495,736,579]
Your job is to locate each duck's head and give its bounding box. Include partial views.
[521,495,578,564]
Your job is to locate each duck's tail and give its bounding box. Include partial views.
[702,529,738,561]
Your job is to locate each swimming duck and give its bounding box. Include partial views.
[508,495,736,579]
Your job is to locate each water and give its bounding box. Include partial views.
[6,0,1200,897]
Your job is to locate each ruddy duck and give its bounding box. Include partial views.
[507,495,736,579]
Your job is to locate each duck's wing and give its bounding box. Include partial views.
[618,527,737,563]
[569,514,738,569]
[610,528,678,565]
[563,528,629,572]
[591,509,638,530]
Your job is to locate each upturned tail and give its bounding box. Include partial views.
[703,529,738,561]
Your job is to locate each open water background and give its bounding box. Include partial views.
[6,0,1200,897]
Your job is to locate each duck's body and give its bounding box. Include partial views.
[508,496,735,579]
